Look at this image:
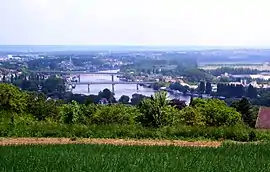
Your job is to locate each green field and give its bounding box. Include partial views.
[1,143,270,172]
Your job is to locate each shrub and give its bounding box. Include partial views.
[138,91,178,127]
[178,107,206,126]
[60,101,84,124]
[26,93,61,121]
[90,104,138,125]
[193,98,242,127]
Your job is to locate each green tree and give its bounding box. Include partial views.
[169,99,186,110]
[26,92,61,121]
[42,76,65,94]
[169,82,189,94]
[98,88,116,103]
[198,81,205,94]
[192,98,242,127]
[90,104,138,125]
[2,74,6,82]
[231,98,257,127]
[0,83,27,124]
[247,84,258,98]
[118,95,130,104]
[131,94,147,105]
[205,82,212,94]
[138,91,176,127]
[10,74,14,83]
[179,107,205,126]
[60,101,83,124]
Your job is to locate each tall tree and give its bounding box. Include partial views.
[2,74,6,82]
[231,98,256,127]
[131,94,147,105]
[10,74,14,83]
[247,84,258,98]
[205,82,212,94]
[118,95,130,104]
[169,99,186,110]
[0,83,27,124]
[198,81,205,94]
[98,88,116,103]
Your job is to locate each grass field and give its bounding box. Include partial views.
[1,142,270,172]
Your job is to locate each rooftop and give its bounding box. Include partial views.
[255,107,270,129]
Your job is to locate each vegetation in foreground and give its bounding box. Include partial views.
[1,143,270,172]
[0,83,265,141]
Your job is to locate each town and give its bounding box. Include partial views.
[0,46,270,105]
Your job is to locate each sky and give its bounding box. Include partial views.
[0,0,270,46]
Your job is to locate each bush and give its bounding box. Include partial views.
[90,104,139,125]
[138,91,179,127]
[60,101,84,124]
[177,107,206,126]
[26,93,61,121]
[192,98,242,127]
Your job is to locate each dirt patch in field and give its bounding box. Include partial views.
[0,138,221,147]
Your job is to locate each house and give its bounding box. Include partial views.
[255,107,270,129]
[99,98,109,105]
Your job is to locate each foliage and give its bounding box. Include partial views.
[26,92,61,121]
[231,98,258,128]
[0,83,267,142]
[169,99,186,110]
[178,107,206,126]
[0,83,27,114]
[182,68,213,83]
[216,83,245,98]
[251,89,270,106]
[205,82,212,94]
[169,82,189,94]
[198,81,205,94]
[131,94,148,105]
[60,101,84,124]
[42,76,66,94]
[98,88,116,103]
[90,104,138,125]
[137,91,178,127]
[192,98,242,127]
[118,95,130,104]
[209,67,260,76]
[246,84,258,98]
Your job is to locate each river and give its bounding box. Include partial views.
[72,70,190,104]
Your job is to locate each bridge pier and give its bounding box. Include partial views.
[112,84,115,93]
[88,84,90,93]
[111,75,115,93]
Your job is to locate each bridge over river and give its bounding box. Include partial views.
[68,81,155,93]
[30,70,123,75]
[32,70,156,93]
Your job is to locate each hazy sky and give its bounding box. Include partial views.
[0,0,269,46]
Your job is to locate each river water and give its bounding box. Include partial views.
[72,70,190,103]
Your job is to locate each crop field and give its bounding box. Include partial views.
[1,142,270,172]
